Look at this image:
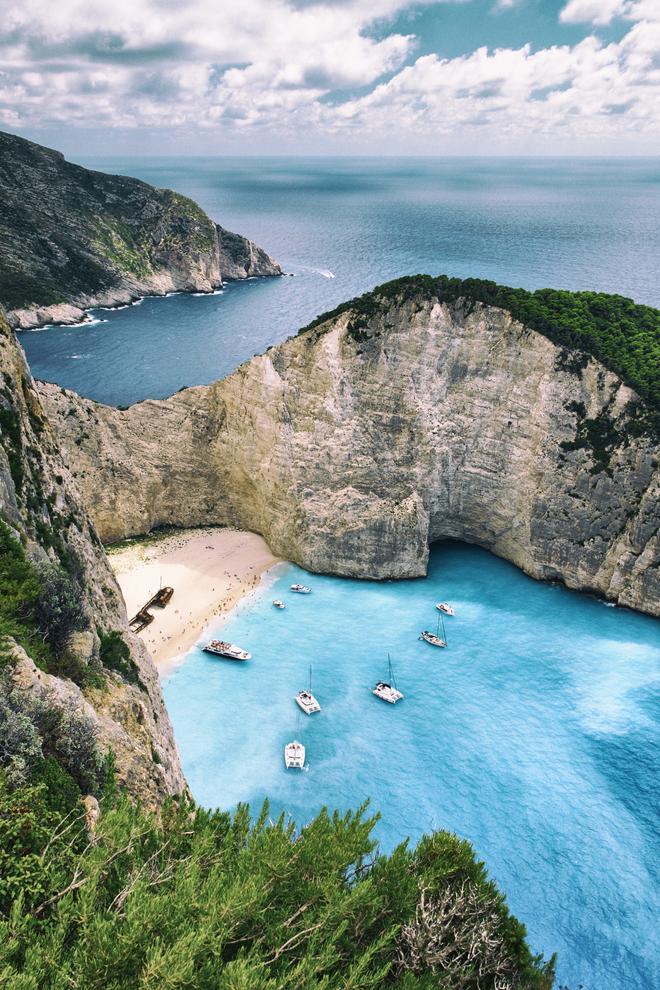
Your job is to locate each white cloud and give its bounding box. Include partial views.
[0,0,658,152]
[559,0,628,27]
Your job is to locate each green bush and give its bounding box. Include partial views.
[99,629,139,683]
[46,708,106,795]
[0,518,51,669]
[0,693,43,786]
[34,561,86,658]
[0,676,105,797]
[30,756,81,818]
[0,782,555,989]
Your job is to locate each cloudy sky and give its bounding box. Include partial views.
[1,0,659,155]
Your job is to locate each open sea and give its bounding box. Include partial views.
[18,157,660,406]
[18,158,660,987]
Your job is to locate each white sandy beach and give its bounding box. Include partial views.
[109,528,281,670]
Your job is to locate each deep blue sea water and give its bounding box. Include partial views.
[163,543,660,990]
[18,157,660,406]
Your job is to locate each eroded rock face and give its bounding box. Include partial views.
[0,130,281,330]
[0,312,185,807]
[39,296,659,615]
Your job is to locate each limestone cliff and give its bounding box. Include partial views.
[0,130,281,330]
[39,286,659,616]
[0,310,185,806]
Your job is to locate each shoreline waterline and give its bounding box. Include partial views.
[16,287,220,334]
[108,526,282,673]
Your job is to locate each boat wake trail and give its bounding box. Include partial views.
[300,266,335,279]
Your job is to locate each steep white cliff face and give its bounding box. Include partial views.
[0,313,186,806]
[39,296,659,615]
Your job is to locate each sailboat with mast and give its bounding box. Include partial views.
[372,654,404,704]
[419,613,448,648]
[295,665,321,714]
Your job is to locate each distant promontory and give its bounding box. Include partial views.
[0,130,282,329]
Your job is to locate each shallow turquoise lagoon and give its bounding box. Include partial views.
[162,542,660,990]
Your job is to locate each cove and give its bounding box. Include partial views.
[162,541,660,990]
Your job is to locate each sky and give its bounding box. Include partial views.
[1,0,659,156]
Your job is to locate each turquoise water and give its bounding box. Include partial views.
[19,157,660,406]
[163,542,660,990]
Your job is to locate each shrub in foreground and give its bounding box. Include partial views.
[0,773,555,989]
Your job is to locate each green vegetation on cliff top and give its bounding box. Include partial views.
[303,275,660,411]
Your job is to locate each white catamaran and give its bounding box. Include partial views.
[419,614,448,649]
[284,740,305,769]
[373,654,404,704]
[203,640,251,661]
[295,666,321,714]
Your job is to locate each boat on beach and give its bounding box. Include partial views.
[152,586,174,607]
[296,666,321,714]
[373,655,404,704]
[291,583,311,593]
[203,640,251,661]
[272,599,286,609]
[129,585,174,631]
[436,602,455,615]
[419,615,447,648]
[284,740,305,769]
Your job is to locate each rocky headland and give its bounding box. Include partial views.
[0,130,281,330]
[39,277,659,616]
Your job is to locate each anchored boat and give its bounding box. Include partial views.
[419,615,448,649]
[203,640,251,661]
[272,599,286,609]
[436,602,455,616]
[284,740,305,769]
[373,654,404,704]
[290,583,311,594]
[296,666,321,714]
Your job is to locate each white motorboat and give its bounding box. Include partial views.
[272,599,286,609]
[290,583,311,594]
[419,615,448,649]
[284,740,305,769]
[372,655,404,704]
[436,602,455,616]
[203,639,251,661]
[295,666,321,714]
